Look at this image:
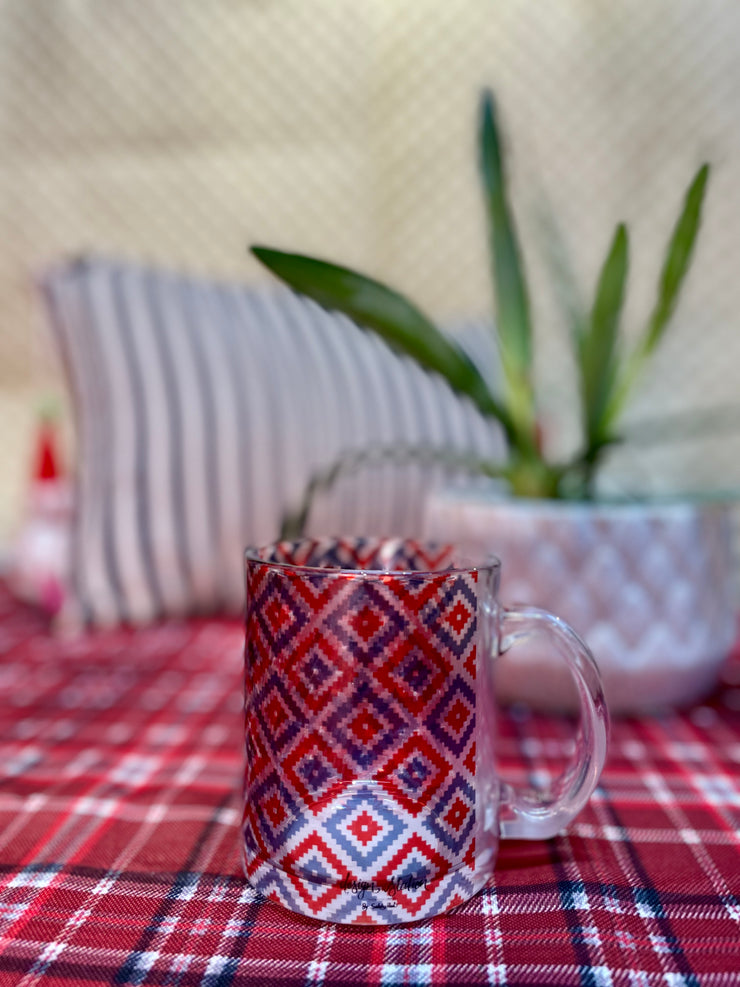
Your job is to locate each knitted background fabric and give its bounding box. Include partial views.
[2,2,740,542]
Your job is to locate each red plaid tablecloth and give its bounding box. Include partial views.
[1,581,738,986]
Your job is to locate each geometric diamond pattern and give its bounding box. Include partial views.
[243,537,481,923]
[428,775,477,855]
[426,676,476,758]
[247,768,304,855]
[374,833,450,917]
[427,579,478,657]
[254,673,304,754]
[326,581,407,668]
[373,630,452,716]
[285,631,353,715]
[282,832,347,914]
[282,730,350,813]
[379,733,453,816]
[324,679,406,772]
[323,787,406,869]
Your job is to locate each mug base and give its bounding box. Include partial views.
[243,848,486,925]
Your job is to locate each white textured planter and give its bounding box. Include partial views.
[424,489,737,715]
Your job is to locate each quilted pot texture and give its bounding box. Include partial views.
[424,490,737,714]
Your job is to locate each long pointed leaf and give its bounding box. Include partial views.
[479,91,532,373]
[479,91,536,444]
[251,246,511,430]
[644,163,709,355]
[604,164,710,431]
[580,223,629,448]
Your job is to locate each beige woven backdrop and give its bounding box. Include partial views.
[1,0,739,548]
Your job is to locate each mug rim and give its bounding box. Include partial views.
[244,537,502,577]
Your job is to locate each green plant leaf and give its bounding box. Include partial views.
[643,163,710,356]
[603,163,710,432]
[479,91,536,446]
[251,246,511,431]
[580,223,629,451]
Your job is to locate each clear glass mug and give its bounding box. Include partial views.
[242,538,609,924]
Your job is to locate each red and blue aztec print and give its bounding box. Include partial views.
[243,538,493,924]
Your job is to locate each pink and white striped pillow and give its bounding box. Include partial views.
[42,256,503,626]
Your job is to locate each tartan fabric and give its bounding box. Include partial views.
[0,581,738,986]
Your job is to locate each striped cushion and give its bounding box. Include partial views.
[42,256,503,626]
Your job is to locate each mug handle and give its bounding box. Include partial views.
[497,606,609,840]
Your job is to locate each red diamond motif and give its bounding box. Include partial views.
[349,605,384,642]
[446,600,473,635]
[348,709,382,745]
[444,796,469,832]
[264,596,294,635]
[443,697,472,737]
[263,792,288,828]
[264,694,287,733]
[348,810,382,847]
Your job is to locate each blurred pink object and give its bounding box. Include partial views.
[9,411,71,616]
